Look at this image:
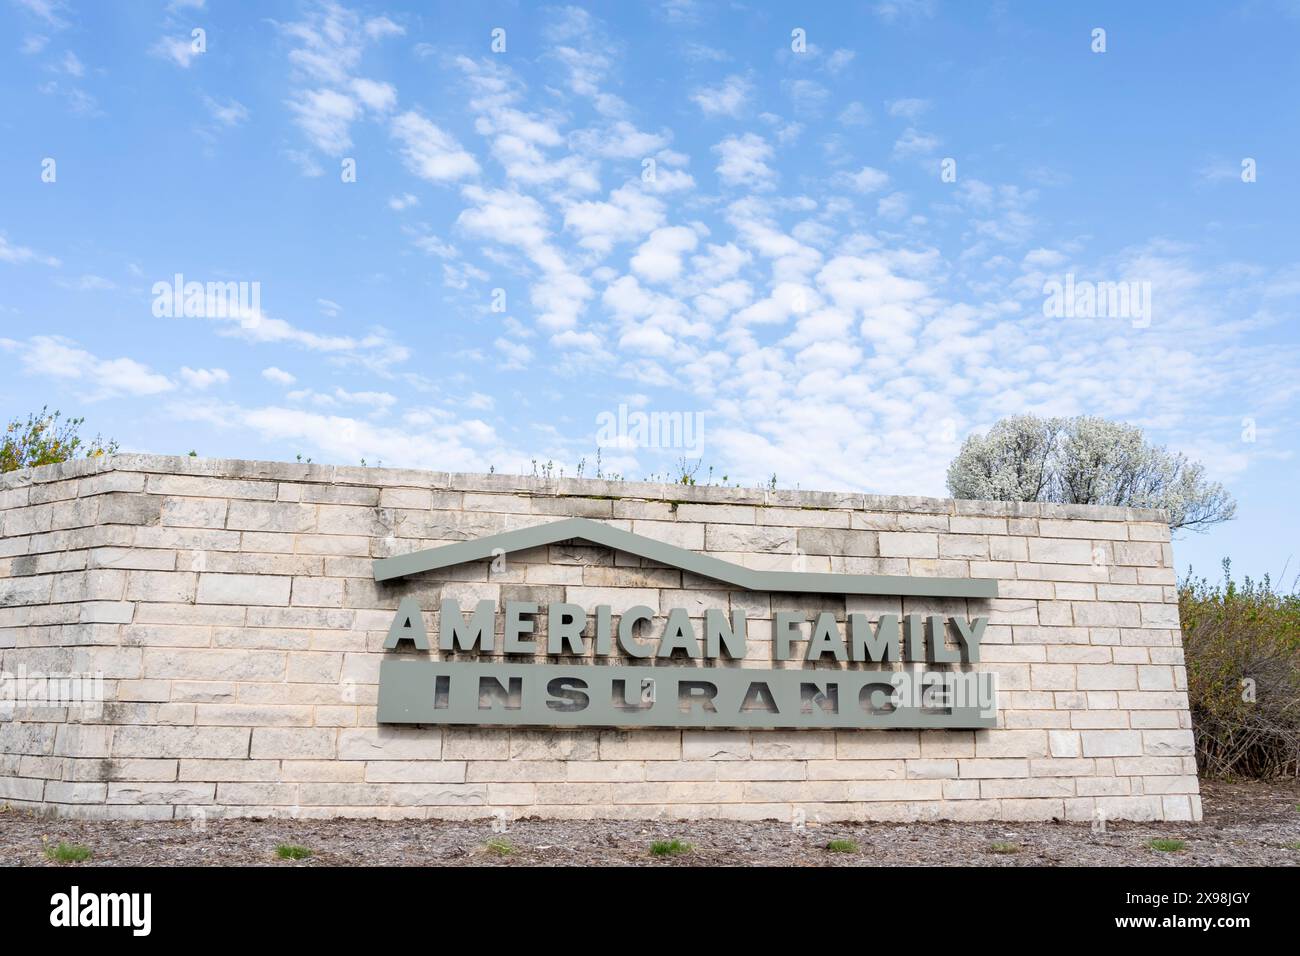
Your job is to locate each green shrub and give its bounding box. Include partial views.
[1181,561,1300,777]
[45,842,91,863]
[275,844,312,860]
[1148,838,1186,852]
[825,839,858,853]
[650,839,692,857]
[988,841,1020,855]
[485,838,513,856]
[2,408,117,473]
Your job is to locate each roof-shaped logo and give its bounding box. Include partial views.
[372,517,997,599]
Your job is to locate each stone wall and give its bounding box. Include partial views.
[0,455,1199,822]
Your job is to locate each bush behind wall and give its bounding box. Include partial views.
[1181,563,1300,778]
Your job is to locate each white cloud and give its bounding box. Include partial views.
[693,278,753,321]
[1197,159,1244,185]
[283,149,324,178]
[7,335,174,398]
[391,110,480,182]
[564,184,665,255]
[1022,248,1068,270]
[785,79,829,115]
[733,282,818,327]
[764,116,802,146]
[350,77,396,112]
[414,234,458,258]
[57,274,115,290]
[825,49,855,73]
[691,242,753,285]
[279,3,407,164]
[15,0,68,28]
[571,120,670,159]
[873,0,937,23]
[289,88,357,154]
[551,328,604,353]
[185,305,409,371]
[262,367,296,385]
[846,166,890,193]
[173,401,514,474]
[659,0,701,25]
[0,233,60,267]
[388,193,420,211]
[681,41,729,62]
[838,102,871,127]
[36,76,98,117]
[619,323,677,356]
[151,36,201,69]
[957,179,1038,246]
[713,133,776,190]
[281,3,370,84]
[288,386,397,411]
[877,191,910,220]
[642,164,696,194]
[531,271,594,332]
[603,274,679,321]
[457,186,565,274]
[495,336,533,368]
[204,95,249,127]
[887,97,931,120]
[724,198,824,281]
[180,366,229,389]
[631,226,699,283]
[363,16,404,40]
[542,8,629,117]
[690,74,751,118]
[893,127,941,158]
[502,316,532,339]
[450,55,602,193]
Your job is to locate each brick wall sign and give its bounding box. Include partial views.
[0,456,1201,823]
[375,518,999,730]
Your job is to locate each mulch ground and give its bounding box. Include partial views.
[3,778,1297,866]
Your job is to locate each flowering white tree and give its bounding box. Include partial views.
[946,415,1236,531]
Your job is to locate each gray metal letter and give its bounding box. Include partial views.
[805,611,847,662]
[383,596,430,650]
[904,614,925,662]
[927,614,961,664]
[679,680,718,714]
[546,676,589,713]
[440,598,496,653]
[548,602,587,655]
[705,608,747,659]
[849,613,899,662]
[617,605,655,658]
[951,616,987,663]
[774,611,804,661]
[503,601,538,654]
[657,607,702,658]
[595,604,614,656]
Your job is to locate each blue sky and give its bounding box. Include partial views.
[1,0,1298,584]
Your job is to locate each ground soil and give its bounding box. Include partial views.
[2,778,1297,866]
